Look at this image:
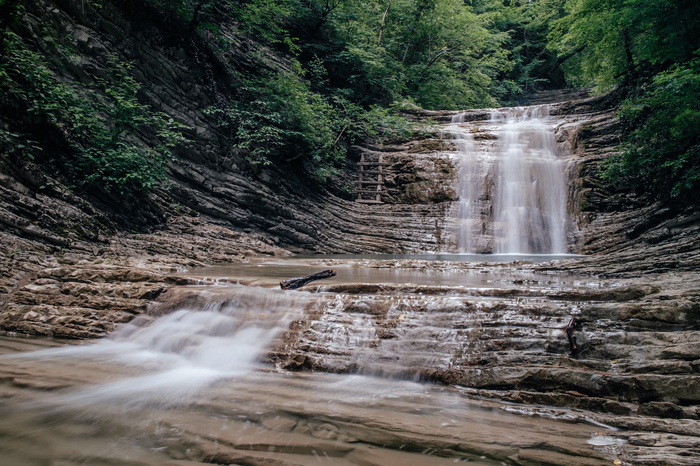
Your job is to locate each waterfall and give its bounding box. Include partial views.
[447,105,568,254]
[446,112,483,253]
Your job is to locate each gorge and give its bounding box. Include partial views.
[1,1,700,466]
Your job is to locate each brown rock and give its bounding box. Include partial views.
[638,402,686,419]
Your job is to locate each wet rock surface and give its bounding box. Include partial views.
[0,335,622,466]
[0,2,699,465]
[264,263,700,465]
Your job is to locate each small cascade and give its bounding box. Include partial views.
[106,286,306,372]
[27,286,310,405]
[445,105,569,254]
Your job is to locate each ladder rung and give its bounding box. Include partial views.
[358,170,392,175]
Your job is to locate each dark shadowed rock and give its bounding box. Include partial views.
[638,402,687,419]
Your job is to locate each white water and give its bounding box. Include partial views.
[446,105,569,254]
[447,113,483,253]
[0,278,615,465]
[9,286,308,407]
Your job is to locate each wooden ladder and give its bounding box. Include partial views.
[356,154,389,204]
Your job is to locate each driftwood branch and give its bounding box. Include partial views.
[280,269,336,290]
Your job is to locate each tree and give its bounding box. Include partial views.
[550,0,700,89]
[549,0,700,206]
[325,0,509,109]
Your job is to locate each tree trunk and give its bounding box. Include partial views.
[377,0,392,46]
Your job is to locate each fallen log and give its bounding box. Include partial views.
[280,269,336,290]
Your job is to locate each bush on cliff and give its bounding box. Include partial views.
[0,28,187,200]
[549,0,700,206]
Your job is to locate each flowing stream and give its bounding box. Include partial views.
[445,106,569,254]
[0,261,619,466]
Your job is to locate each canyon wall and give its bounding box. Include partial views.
[3,0,698,263]
[1,0,453,258]
[1,0,699,340]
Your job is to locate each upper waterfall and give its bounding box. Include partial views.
[444,105,569,254]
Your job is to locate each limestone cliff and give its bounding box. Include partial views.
[0,0,447,256]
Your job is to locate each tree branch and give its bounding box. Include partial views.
[377,0,392,46]
[549,45,586,77]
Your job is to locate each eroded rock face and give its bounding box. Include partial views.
[1,0,452,256]
[0,2,699,463]
[262,263,700,464]
[270,270,700,405]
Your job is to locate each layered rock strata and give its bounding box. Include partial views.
[267,262,700,465]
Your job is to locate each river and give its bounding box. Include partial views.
[0,257,624,466]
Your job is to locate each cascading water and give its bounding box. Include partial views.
[446,105,569,254]
[493,105,567,253]
[446,113,484,254]
[0,268,618,465]
[14,285,310,406]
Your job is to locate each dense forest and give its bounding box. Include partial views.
[0,0,699,206]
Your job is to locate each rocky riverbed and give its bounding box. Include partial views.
[2,241,700,464]
[0,331,630,466]
[1,1,700,465]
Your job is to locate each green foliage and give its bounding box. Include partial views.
[547,0,700,206]
[0,129,41,160]
[145,0,291,44]
[602,58,700,204]
[206,72,344,180]
[344,102,416,143]
[325,0,507,110]
[206,68,420,181]
[483,0,570,102]
[0,33,187,198]
[550,0,700,90]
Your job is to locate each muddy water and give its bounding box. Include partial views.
[183,254,594,290]
[0,272,618,466]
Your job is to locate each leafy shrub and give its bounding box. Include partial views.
[205,72,343,180]
[0,33,187,199]
[206,67,422,182]
[602,58,700,204]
